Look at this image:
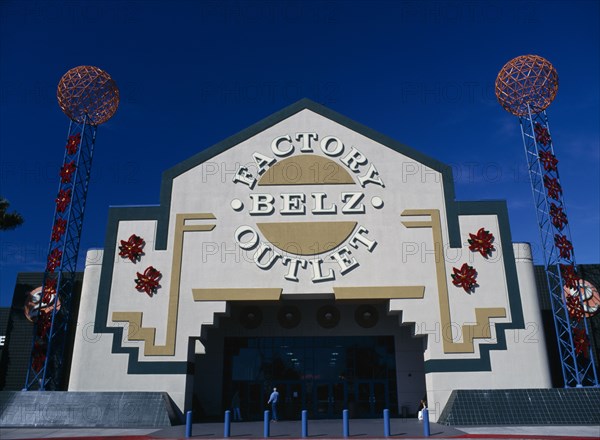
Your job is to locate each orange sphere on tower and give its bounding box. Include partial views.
[495,55,558,116]
[57,65,119,125]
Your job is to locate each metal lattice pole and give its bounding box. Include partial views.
[24,66,119,390]
[24,119,97,390]
[496,55,598,388]
[519,107,598,387]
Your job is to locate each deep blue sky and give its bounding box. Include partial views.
[1,0,599,307]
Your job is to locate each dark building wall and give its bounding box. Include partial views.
[579,265,600,377]
[0,273,42,390]
[0,308,10,359]
[0,272,82,391]
[534,264,600,388]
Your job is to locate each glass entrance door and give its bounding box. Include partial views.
[280,381,304,420]
[312,381,347,418]
[223,336,398,420]
[354,380,388,417]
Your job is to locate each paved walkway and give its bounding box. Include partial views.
[1,419,598,439]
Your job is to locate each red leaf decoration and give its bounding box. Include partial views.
[42,277,57,304]
[36,311,53,339]
[32,342,47,372]
[550,203,568,230]
[55,189,72,212]
[538,150,558,172]
[135,266,162,297]
[119,234,145,263]
[66,133,81,154]
[59,161,77,183]
[544,176,562,200]
[560,264,579,290]
[451,263,478,293]
[554,234,573,260]
[51,218,67,242]
[566,294,584,322]
[46,248,62,272]
[468,228,495,258]
[534,123,551,146]
[572,328,590,357]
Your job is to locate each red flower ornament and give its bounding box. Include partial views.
[36,311,53,339]
[66,133,81,154]
[572,328,590,357]
[51,218,67,242]
[46,248,63,272]
[560,264,579,290]
[566,294,584,322]
[119,234,145,263]
[468,228,495,258]
[60,161,77,183]
[554,234,573,260]
[550,204,568,230]
[543,176,562,200]
[534,123,551,146]
[42,277,57,303]
[451,263,478,293]
[135,266,162,297]
[32,342,47,372]
[55,189,72,212]
[538,150,558,172]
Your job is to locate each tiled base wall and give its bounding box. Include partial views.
[438,388,600,426]
[0,391,177,427]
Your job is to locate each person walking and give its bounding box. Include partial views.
[267,387,279,422]
[231,390,242,421]
[417,398,427,421]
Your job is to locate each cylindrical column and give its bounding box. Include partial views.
[185,410,192,438]
[423,408,430,437]
[263,410,270,437]
[342,409,349,437]
[301,409,308,438]
[224,410,231,437]
[383,408,390,437]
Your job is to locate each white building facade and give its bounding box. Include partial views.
[69,100,551,421]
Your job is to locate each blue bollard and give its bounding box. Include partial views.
[383,408,390,437]
[423,408,430,437]
[185,410,192,438]
[224,410,231,437]
[301,409,308,438]
[343,409,349,437]
[264,410,270,437]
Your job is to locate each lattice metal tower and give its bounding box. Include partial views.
[24,66,119,390]
[496,55,598,387]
